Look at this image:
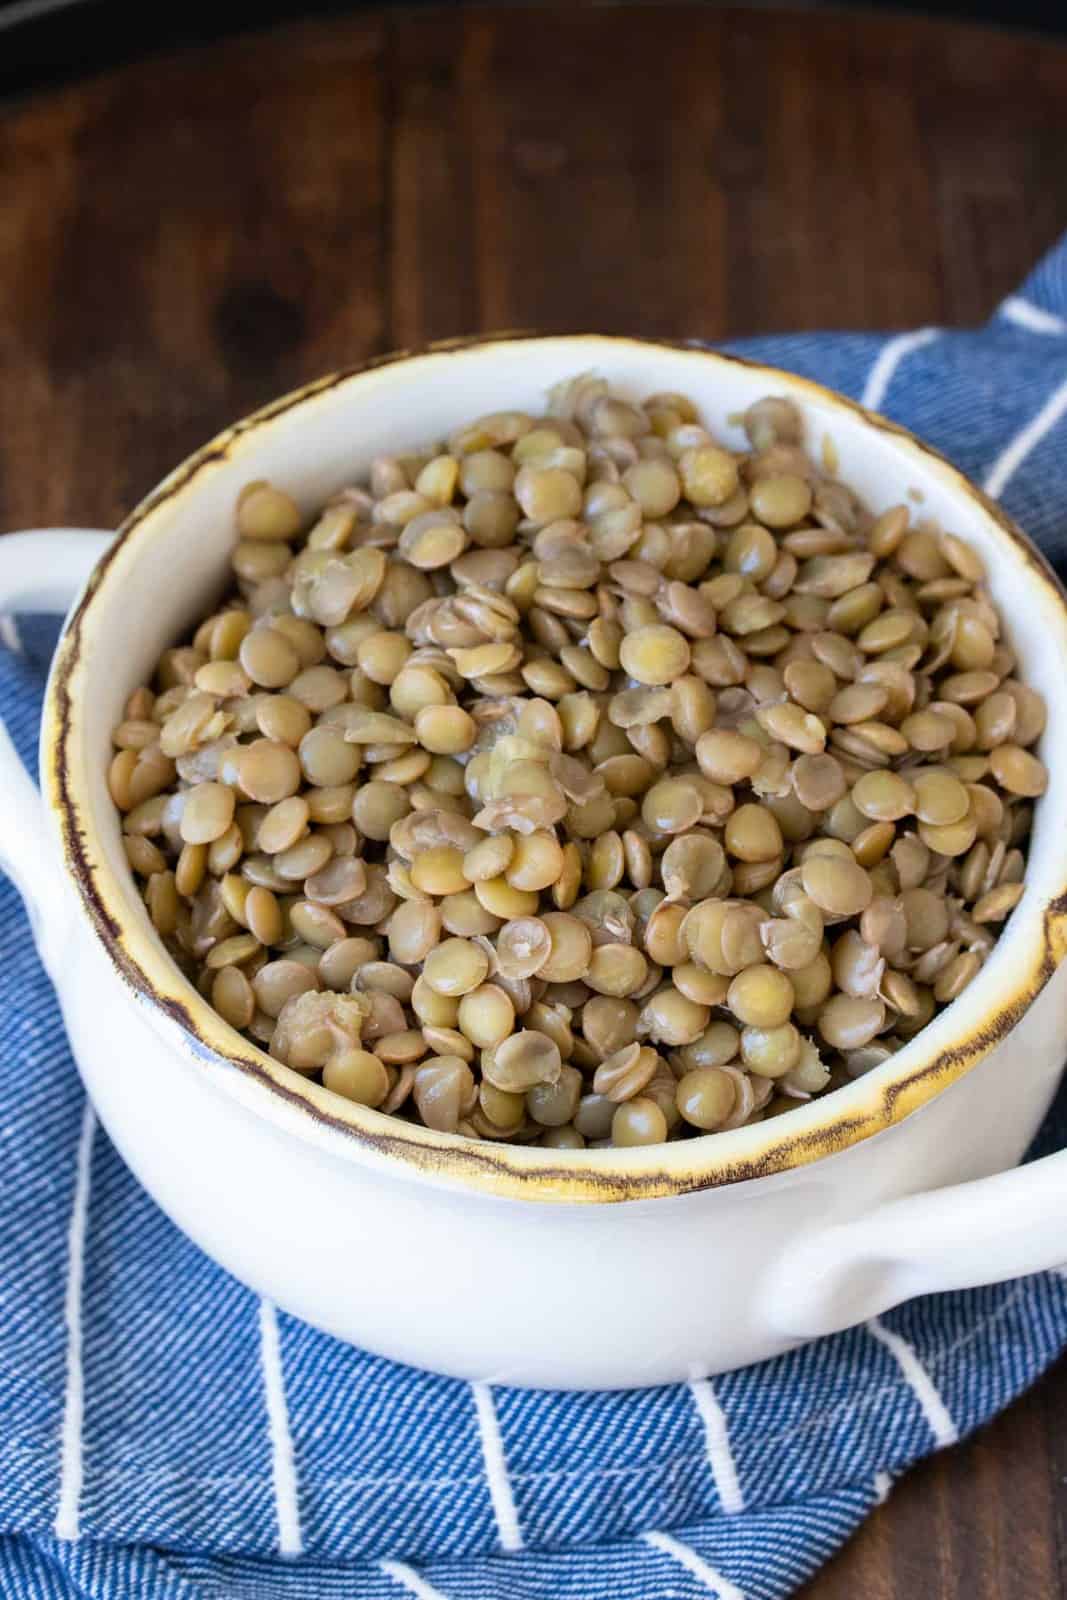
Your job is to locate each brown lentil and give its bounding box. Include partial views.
[485,1029,562,1092]
[989,744,1048,798]
[726,964,795,1028]
[114,379,1044,1147]
[800,853,872,918]
[592,1042,658,1102]
[423,938,490,996]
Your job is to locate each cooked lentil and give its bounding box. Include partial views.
[113,377,1045,1146]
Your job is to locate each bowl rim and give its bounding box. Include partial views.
[41,331,1067,1204]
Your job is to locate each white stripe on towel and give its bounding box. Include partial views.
[874,1469,893,1504]
[471,1380,523,1552]
[380,1559,453,1600]
[1001,297,1067,336]
[983,374,1067,499]
[258,1298,303,1556]
[644,1530,745,1600]
[867,1316,958,1448]
[688,1379,744,1513]
[55,1100,96,1540]
[0,615,21,653]
[861,328,940,412]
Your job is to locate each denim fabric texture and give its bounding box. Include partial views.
[2,235,1067,1599]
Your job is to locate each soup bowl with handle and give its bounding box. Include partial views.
[2,334,1066,1391]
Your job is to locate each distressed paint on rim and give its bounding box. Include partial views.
[40,333,1067,1204]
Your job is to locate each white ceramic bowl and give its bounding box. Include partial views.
[3,335,1067,1390]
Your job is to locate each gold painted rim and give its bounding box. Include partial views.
[42,333,1067,1203]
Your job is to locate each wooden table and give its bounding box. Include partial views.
[2,4,1066,1593]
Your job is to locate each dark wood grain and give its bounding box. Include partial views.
[1,5,1066,1594]
[801,1354,1067,1599]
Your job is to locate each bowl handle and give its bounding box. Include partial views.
[764,1150,1067,1341]
[0,530,115,969]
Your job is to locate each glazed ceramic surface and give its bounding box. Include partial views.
[3,336,1067,1389]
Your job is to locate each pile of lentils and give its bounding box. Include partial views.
[109,377,1048,1149]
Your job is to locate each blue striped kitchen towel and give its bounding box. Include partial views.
[2,235,1067,1600]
